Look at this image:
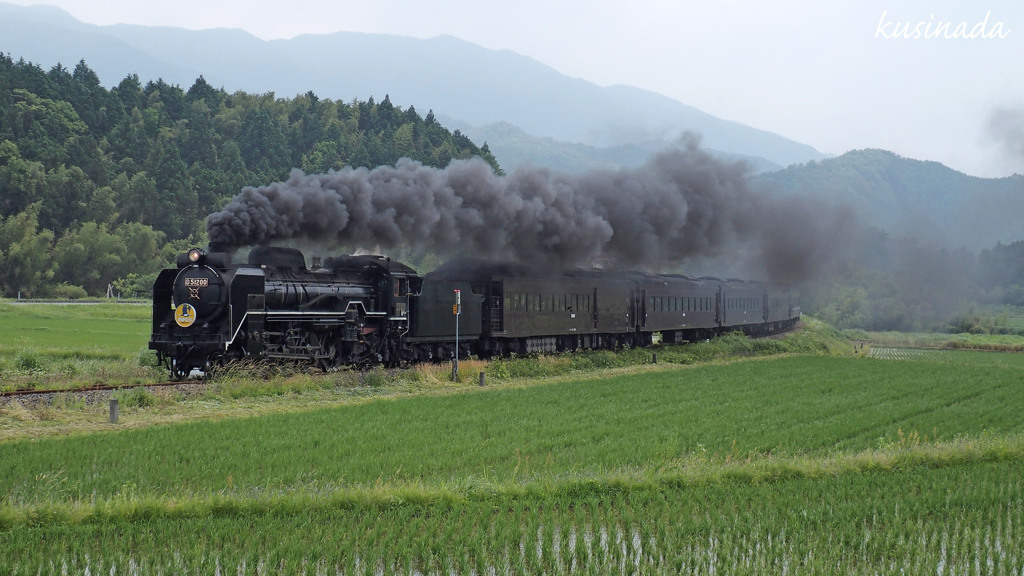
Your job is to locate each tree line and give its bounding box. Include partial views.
[0,55,500,298]
[801,232,1024,334]
[3,54,1022,335]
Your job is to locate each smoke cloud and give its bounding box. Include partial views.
[207,137,855,283]
[987,107,1024,167]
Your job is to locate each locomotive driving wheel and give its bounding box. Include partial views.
[317,337,342,371]
[171,357,190,380]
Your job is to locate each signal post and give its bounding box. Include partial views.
[452,289,461,381]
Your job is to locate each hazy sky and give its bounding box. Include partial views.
[7,0,1023,177]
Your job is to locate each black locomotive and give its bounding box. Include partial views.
[150,247,800,378]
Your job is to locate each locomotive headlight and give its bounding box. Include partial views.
[187,248,205,263]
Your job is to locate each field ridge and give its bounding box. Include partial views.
[4,434,1021,529]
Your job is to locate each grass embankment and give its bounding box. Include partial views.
[0,315,849,439]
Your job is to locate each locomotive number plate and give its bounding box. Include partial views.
[184,278,209,287]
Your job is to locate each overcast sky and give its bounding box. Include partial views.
[7,0,1023,177]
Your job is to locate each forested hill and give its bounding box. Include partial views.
[755,149,1024,249]
[0,55,500,298]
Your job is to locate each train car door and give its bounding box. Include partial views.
[638,289,647,329]
[627,289,638,331]
[715,285,723,328]
[488,280,504,335]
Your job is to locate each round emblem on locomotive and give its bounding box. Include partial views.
[174,303,198,327]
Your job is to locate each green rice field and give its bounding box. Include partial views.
[0,301,157,391]
[3,335,1024,574]
[0,301,149,356]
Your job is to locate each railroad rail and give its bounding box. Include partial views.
[0,380,190,399]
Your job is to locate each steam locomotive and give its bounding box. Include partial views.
[149,247,800,378]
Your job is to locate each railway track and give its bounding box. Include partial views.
[3,323,803,402]
[0,380,192,400]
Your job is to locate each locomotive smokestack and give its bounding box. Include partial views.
[206,136,855,283]
[207,241,231,254]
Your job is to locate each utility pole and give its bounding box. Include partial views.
[452,289,461,381]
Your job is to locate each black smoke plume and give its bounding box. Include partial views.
[988,107,1024,168]
[207,138,855,283]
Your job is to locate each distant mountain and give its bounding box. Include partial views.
[755,149,1024,249]
[445,119,784,174]
[0,2,825,171]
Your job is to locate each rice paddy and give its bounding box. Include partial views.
[2,305,1024,573]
